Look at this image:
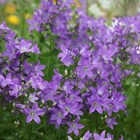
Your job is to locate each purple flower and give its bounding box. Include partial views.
[88,92,103,114]
[50,108,65,126]
[32,44,40,54]
[44,89,55,102]
[104,101,117,116]
[103,95,126,116]
[59,101,83,116]
[28,93,39,103]
[24,103,45,124]
[94,130,114,140]
[2,43,17,61]
[58,43,74,66]
[106,117,118,129]
[10,84,21,97]
[34,61,45,77]
[82,131,92,140]
[30,76,47,90]
[98,45,117,61]
[16,39,33,53]
[77,58,94,79]
[0,75,12,88]
[67,119,84,136]
[65,91,82,103]
[62,81,73,93]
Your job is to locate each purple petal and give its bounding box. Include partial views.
[96,107,103,114]
[57,118,62,125]
[36,109,45,116]
[89,107,95,113]
[74,129,79,136]
[32,103,38,110]
[24,108,31,114]
[34,115,41,124]
[87,71,93,77]
[26,116,33,123]
[67,128,73,134]
[94,133,100,140]
[83,131,92,140]
[77,124,84,129]
[101,130,106,137]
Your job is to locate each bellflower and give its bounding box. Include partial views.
[58,43,74,66]
[0,0,139,139]
[50,108,65,126]
[94,130,114,140]
[88,92,103,114]
[24,103,45,124]
[106,117,118,129]
[28,93,39,103]
[67,119,84,136]
[82,131,92,140]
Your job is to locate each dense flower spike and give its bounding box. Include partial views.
[27,1,130,137]
[0,21,44,124]
[0,0,140,139]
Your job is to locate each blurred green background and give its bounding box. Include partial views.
[0,0,140,140]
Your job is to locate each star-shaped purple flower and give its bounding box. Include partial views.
[24,103,45,124]
[67,119,84,136]
[88,93,103,114]
[58,43,74,66]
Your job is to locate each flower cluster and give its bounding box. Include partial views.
[28,0,140,138]
[0,22,45,124]
[68,130,123,140]
[0,0,140,139]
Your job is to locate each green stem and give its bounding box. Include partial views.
[19,115,30,140]
[28,123,32,140]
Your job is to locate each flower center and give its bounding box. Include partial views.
[30,110,35,116]
[93,102,97,107]
[66,107,70,112]
[21,46,27,52]
[72,123,75,128]
[29,97,33,101]
[108,104,113,110]
[58,112,63,117]
[84,67,88,71]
